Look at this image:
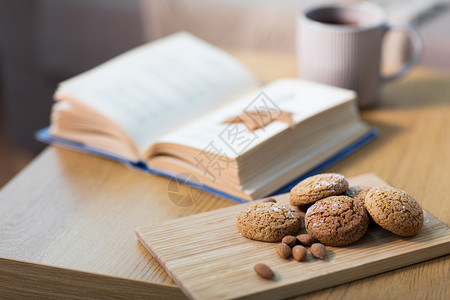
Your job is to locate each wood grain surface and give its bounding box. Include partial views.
[0,258,184,300]
[0,51,449,299]
[136,174,450,300]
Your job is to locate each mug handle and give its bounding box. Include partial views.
[380,23,424,82]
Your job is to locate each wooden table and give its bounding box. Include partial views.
[0,52,449,299]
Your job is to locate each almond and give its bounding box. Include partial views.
[262,198,277,203]
[310,243,327,259]
[296,234,317,246]
[276,243,292,259]
[292,245,307,261]
[282,235,297,247]
[254,263,274,279]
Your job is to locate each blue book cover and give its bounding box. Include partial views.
[36,127,378,203]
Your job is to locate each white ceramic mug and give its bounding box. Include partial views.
[297,2,423,108]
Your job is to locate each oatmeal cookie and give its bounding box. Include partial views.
[305,196,369,246]
[290,173,349,206]
[365,187,423,236]
[345,186,372,204]
[237,202,302,242]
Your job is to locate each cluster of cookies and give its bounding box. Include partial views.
[238,173,424,280]
[291,173,424,246]
[237,173,424,248]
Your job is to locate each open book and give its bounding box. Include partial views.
[37,32,376,202]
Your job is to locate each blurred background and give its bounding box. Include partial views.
[0,0,449,187]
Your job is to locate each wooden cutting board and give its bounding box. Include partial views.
[136,173,450,300]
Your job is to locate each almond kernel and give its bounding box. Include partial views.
[262,198,277,203]
[310,243,327,259]
[254,263,274,279]
[276,243,292,259]
[296,234,317,246]
[292,245,307,261]
[282,235,297,247]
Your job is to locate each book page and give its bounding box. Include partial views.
[55,32,258,155]
[155,79,356,159]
